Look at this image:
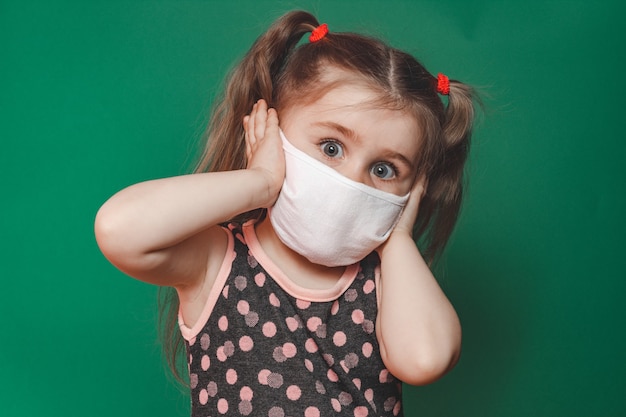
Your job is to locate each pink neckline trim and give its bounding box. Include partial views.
[242,221,359,301]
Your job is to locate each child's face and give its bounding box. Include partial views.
[279,83,421,196]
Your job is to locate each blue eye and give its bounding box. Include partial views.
[320,141,343,158]
[371,162,396,179]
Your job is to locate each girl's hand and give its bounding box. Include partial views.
[391,176,428,235]
[375,174,461,385]
[377,176,427,256]
[243,99,285,207]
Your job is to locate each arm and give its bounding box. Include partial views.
[375,180,462,385]
[94,100,283,289]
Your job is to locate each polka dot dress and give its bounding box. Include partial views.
[180,223,403,416]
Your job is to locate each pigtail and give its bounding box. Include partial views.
[416,80,476,262]
[195,11,319,175]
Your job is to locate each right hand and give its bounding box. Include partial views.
[243,99,285,207]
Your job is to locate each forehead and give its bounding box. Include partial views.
[280,83,422,160]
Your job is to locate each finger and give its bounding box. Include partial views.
[246,102,258,146]
[265,108,280,136]
[253,99,268,141]
[412,175,428,198]
[243,115,251,160]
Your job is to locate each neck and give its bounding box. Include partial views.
[255,217,345,290]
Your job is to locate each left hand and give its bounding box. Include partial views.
[392,176,428,235]
[377,176,427,257]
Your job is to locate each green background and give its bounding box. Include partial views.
[2,1,624,416]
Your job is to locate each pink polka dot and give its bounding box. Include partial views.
[296,299,311,309]
[362,342,373,358]
[323,354,335,367]
[362,319,375,334]
[234,275,247,290]
[199,389,208,405]
[331,300,340,315]
[225,340,235,354]
[258,369,271,385]
[282,342,297,358]
[344,288,358,302]
[245,311,259,327]
[305,338,318,353]
[269,293,280,307]
[217,398,228,414]
[304,358,314,372]
[267,372,284,388]
[327,368,339,382]
[239,335,254,352]
[273,347,287,363]
[246,254,258,268]
[379,369,391,383]
[315,380,326,394]
[239,400,252,416]
[393,401,402,415]
[218,315,228,331]
[240,386,253,401]
[304,406,320,417]
[200,333,210,350]
[307,316,322,332]
[217,347,227,362]
[268,406,285,417]
[190,373,198,389]
[339,391,353,406]
[315,323,327,338]
[226,369,238,384]
[222,285,229,299]
[286,385,301,400]
[344,353,359,369]
[333,331,347,347]
[364,388,374,402]
[384,397,397,412]
[351,309,365,324]
[255,272,266,287]
[363,279,375,294]
[207,381,218,396]
[331,398,341,412]
[201,354,210,371]
[285,316,299,331]
[352,378,361,389]
[340,360,349,373]
[263,322,277,337]
[237,300,250,315]
[354,406,369,417]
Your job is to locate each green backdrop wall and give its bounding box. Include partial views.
[2,1,624,416]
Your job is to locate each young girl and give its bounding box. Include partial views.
[95,10,475,417]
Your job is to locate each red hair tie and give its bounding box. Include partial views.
[309,23,328,43]
[436,73,450,95]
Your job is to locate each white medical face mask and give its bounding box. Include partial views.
[269,130,409,267]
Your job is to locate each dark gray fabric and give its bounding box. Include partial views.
[186,224,403,416]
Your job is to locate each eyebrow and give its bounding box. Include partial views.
[313,121,359,142]
[312,121,416,171]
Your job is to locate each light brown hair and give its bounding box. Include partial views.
[160,10,477,385]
